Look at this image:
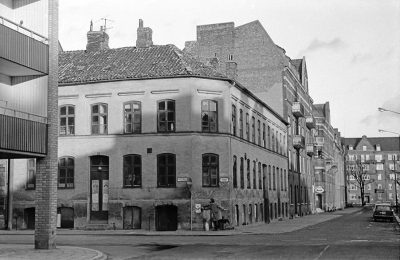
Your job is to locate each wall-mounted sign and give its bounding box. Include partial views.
[177,177,188,182]
[220,177,229,183]
[195,204,202,213]
[315,186,324,193]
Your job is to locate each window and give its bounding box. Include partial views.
[283,135,286,155]
[26,159,36,190]
[279,133,282,154]
[123,154,142,187]
[257,120,261,145]
[258,162,262,190]
[158,100,175,132]
[202,154,219,187]
[366,154,370,161]
[350,184,357,190]
[91,103,108,134]
[273,166,276,190]
[246,113,250,141]
[362,145,367,151]
[247,159,251,188]
[157,153,176,187]
[389,163,395,170]
[389,183,392,190]
[376,163,383,171]
[389,193,393,199]
[362,164,369,171]
[58,157,74,189]
[388,154,398,161]
[59,105,75,135]
[253,160,256,189]
[284,170,287,191]
[232,105,237,136]
[367,183,371,190]
[271,130,275,152]
[240,157,244,189]
[280,168,283,191]
[362,174,370,180]
[276,131,279,153]
[201,100,218,132]
[390,174,395,180]
[239,109,243,138]
[376,154,382,162]
[267,125,271,149]
[233,156,237,188]
[124,101,141,133]
[251,116,255,143]
[349,145,353,150]
[377,174,382,180]
[262,123,266,148]
[361,155,365,162]
[350,194,357,200]
[377,184,382,189]
[348,155,355,161]
[376,145,381,151]
[268,165,272,190]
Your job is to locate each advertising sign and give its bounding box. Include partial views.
[91,180,99,211]
[102,180,109,211]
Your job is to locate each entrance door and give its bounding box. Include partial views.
[60,207,74,228]
[316,194,323,209]
[365,195,370,204]
[90,156,109,222]
[123,206,141,229]
[156,205,177,231]
[24,207,35,230]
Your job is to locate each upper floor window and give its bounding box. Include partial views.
[201,100,218,132]
[376,163,383,171]
[91,103,108,135]
[240,157,244,189]
[268,165,272,190]
[158,100,175,132]
[232,105,237,136]
[376,145,381,151]
[376,154,382,162]
[202,153,219,187]
[239,109,243,138]
[124,101,141,134]
[267,125,271,149]
[253,160,256,189]
[262,123,266,148]
[246,113,250,141]
[349,145,353,150]
[59,105,75,135]
[26,159,36,190]
[58,157,74,189]
[251,116,256,143]
[362,145,367,151]
[273,166,276,190]
[257,120,261,145]
[271,129,275,152]
[258,162,262,190]
[247,159,251,188]
[157,153,176,187]
[123,154,142,188]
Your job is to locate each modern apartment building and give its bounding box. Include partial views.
[10,21,289,230]
[184,20,318,217]
[343,136,400,206]
[0,0,58,248]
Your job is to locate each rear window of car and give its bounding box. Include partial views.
[375,205,391,211]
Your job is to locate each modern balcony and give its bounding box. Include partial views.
[0,16,49,77]
[293,135,305,149]
[305,115,316,129]
[306,144,315,156]
[292,102,305,118]
[0,109,47,158]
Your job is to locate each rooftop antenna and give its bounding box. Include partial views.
[100,17,114,31]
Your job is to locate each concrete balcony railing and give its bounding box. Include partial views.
[305,115,316,129]
[0,111,47,157]
[292,102,305,118]
[306,144,315,156]
[0,16,49,77]
[293,135,305,149]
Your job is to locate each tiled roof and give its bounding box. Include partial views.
[343,137,400,151]
[59,45,226,84]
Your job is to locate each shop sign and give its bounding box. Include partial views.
[315,186,325,193]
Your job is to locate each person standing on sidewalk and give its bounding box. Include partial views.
[203,198,226,230]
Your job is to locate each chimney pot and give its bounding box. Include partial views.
[86,26,109,52]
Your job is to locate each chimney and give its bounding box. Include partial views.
[225,61,237,79]
[136,19,153,48]
[86,22,109,52]
[209,57,219,70]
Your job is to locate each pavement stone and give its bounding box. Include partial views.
[0,245,106,260]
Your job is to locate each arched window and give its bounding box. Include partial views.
[58,157,74,189]
[202,153,219,187]
[158,100,175,132]
[201,100,218,132]
[157,153,176,187]
[59,105,75,135]
[91,103,108,134]
[123,154,142,187]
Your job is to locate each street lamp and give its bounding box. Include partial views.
[378,129,400,213]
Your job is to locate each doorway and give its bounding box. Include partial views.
[156,205,177,231]
[59,207,74,228]
[316,194,323,209]
[24,207,35,230]
[90,156,109,222]
[123,206,141,229]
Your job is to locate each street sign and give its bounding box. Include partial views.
[220,177,229,183]
[177,177,188,182]
[375,189,385,193]
[315,186,325,193]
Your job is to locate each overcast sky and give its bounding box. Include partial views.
[59,0,400,138]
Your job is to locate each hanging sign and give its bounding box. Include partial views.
[91,180,99,211]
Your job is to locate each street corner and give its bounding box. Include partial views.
[0,245,106,260]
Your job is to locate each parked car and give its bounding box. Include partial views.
[373,203,394,222]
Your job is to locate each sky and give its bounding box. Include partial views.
[59,0,400,138]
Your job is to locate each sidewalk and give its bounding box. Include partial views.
[0,245,106,260]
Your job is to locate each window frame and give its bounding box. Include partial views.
[157,99,176,133]
[58,157,75,189]
[59,105,75,135]
[201,100,218,133]
[123,101,142,134]
[202,153,219,187]
[157,153,176,187]
[232,105,237,136]
[26,159,36,190]
[91,103,108,135]
[233,156,237,188]
[123,154,142,188]
[240,157,244,189]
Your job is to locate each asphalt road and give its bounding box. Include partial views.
[0,208,399,259]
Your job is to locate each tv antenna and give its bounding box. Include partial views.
[100,17,114,31]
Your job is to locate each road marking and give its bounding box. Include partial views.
[349,240,369,242]
[313,245,330,260]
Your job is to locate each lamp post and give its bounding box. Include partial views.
[378,129,400,213]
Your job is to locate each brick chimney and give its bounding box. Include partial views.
[86,21,109,52]
[136,19,153,48]
[225,61,237,79]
